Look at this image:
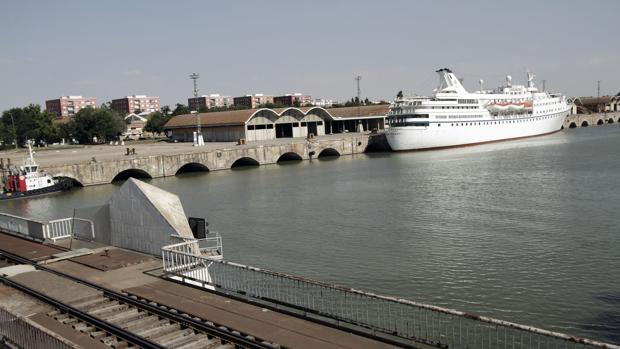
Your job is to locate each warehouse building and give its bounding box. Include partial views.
[165,105,388,142]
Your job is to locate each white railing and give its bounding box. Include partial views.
[165,234,223,259]
[161,243,620,349]
[44,217,95,242]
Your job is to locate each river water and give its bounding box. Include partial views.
[1,126,619,343]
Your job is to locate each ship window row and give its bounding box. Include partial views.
[392,121,429,127]
[457,99,477,104]
[448,114,557,127]
[449,115,484,119]
[438,106,478,109]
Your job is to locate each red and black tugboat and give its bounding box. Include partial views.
[1,142,73,200]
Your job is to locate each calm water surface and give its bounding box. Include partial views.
[2,126,619,343]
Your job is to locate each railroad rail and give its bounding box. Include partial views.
[0,249,280,349]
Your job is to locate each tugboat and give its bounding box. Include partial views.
[0,142,73,200]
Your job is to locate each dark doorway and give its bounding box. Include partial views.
[307,122,318,137]
[276,123,293,138]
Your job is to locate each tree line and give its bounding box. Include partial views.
[0,104,128,148]
[1,97,392,148]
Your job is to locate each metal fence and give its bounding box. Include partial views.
[44,217,95,241]
[162,241,619,349]
[0,212,93,242]
[0,306,76,349]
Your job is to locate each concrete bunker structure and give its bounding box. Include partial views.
[74,178,196,256]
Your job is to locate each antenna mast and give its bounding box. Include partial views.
[189,73,202,145]
[190,73,200,97]
[355,75,362,103]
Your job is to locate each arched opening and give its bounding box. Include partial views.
[318,148,340,158]
[581,121,589,127]
[175,162,209,175]
[231,157,260,169]
[277,152,302,163]
[569,122,577,128]
[597,119,604,125]
[112,169,152,182]
[54,176,84,188]
[608,118,614,124]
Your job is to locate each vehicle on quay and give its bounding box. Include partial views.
[0,143,73,200]
[385,68,570,151]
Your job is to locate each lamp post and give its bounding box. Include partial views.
[9,113,17,149]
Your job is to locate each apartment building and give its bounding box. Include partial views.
[188,94,233,111]
[273,93,313,107]
[111,95,160,115]
[233,94,274,109]
[45,96,97,119]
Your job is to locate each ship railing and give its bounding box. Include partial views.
[160,243,619,349]
[0,306,76,349]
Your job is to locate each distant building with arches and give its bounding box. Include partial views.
[164,105,388,142]
[571,94,620,114]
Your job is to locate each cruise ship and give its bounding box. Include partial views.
[385,68,570,151]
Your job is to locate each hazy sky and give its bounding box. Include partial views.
[1,0,618,112]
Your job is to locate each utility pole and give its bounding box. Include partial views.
[542,80,546,92]
[597,80,600,98]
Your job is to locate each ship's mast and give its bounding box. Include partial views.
[27,141,34,163]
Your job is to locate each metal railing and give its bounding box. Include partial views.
[0,212,94,242]
[44,217,95,241]
[161,243,619,349]
[0,306,76,349]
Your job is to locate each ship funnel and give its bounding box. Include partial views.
[435,68,468,95]
[506,75,512,87]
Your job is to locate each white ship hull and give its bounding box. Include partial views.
[386,110,568,151]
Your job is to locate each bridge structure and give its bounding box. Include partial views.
[43,134,372,186]
[564,112,620,128]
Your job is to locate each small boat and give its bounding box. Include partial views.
[0,143,73,200]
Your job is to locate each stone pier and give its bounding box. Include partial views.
[37,133,374,186]
[563,112,620,129]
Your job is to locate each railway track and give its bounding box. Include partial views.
[0,250,281,349]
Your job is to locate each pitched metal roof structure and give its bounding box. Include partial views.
[164,105,389,129]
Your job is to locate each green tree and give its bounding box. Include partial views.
[144,111,171,134]
[161,105,171,115]
[171,103,191,116]
[70,106,124,144]
[32,109,58,144]
[364,98,370,105]
[397,91,403,98]
[197,105,209,113]
[1,104,57,146]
